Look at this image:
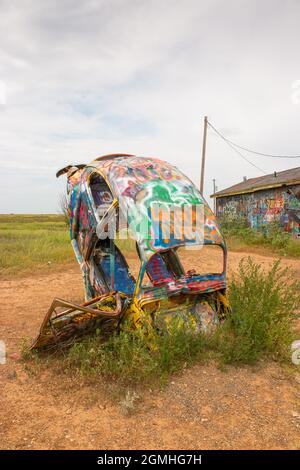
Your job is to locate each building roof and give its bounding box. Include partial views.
[211,166,300,198]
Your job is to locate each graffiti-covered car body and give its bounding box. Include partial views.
[31,154,229,349]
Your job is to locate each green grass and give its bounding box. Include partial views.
[214,257,300,364]
[0,215,140,277]
[54,258,300,385]
[0,214,73,276]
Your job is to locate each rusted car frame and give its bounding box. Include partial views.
[31,154,228,349]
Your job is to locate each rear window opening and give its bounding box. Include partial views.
[89,173,113,217]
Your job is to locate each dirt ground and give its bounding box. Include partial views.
[1,250,300,450]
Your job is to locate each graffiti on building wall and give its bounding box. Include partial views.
[216,185,300,238]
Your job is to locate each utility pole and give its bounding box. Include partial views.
[200,115,208,195]
[213,178,216,214]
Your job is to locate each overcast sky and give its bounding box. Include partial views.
[0,0,300,213]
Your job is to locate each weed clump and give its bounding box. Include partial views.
[216,258,300,364]
[66,317,209,385]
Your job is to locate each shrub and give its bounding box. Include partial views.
[220,215,300,257]
[266,220,290,249]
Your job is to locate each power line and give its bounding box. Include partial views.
[207,120,300,159]
[207,121,267,174]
